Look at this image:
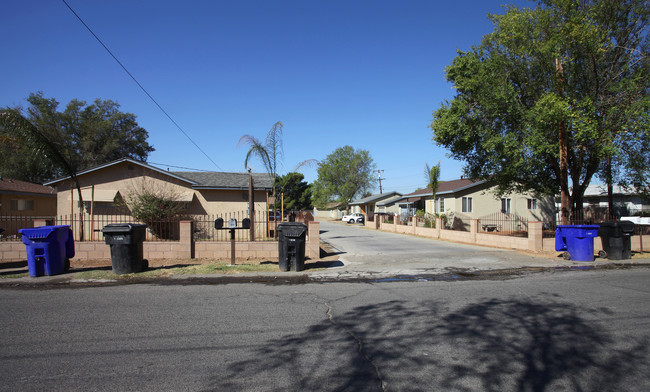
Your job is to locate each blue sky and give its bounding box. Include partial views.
[2,0,532,194]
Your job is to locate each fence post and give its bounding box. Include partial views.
[435,217,442,239]
[307,221,320,259]
[528,221,543,251]
[471,219,478,244]
[180,220,194,259]
[413,216,417,234]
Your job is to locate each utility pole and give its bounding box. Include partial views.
[376,170,384,194]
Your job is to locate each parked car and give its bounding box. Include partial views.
[342,213,365,224]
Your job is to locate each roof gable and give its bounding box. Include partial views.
[403,178,486,197]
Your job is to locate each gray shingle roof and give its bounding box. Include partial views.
[173,171,275,190]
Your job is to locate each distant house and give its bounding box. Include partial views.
[579,184,649,216]
[0,178,57,238]
[313,202,345,220]
[0,177,56,216]
[350,192,402,216]
[44,158,274,221]
[396,178,555,223]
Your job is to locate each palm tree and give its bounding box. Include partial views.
[424,161,441,226]
[238,121,317,209]
[1,109,86,240]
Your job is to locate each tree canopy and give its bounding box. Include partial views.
[430,0,649,221]
[274,172,312,211]
[312,145,377,210]
[0,92,154,183]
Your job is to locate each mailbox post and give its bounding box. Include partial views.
[215,218,250,265]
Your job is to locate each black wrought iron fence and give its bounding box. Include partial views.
[0,215,56,241]
[445,212,471,231]
[478,212,529,237]
[543,208,619,238]
[192,211,274,242]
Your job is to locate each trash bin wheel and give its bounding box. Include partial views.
[64,258,71,272]
[598,250,607,259]
[142,259,149,271]
[562,251,571,260]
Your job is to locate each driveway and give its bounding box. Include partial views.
[316,221,565,279]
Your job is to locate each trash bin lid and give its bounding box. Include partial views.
[101,223,148,233]
[19,225,71,240]
[599,220,635,232]
[277,222,307,236]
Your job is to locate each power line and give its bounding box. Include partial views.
[61,0,223,171]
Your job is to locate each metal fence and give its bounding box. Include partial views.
[0,215,55,242]
[1,211,275,242]
[193,211,275,242]
[478,212,529,237]
[445,212,472,231]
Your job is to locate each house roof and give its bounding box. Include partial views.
[173,171,274,190]
[44,158,274,191]
[44,158,197,186]
[376,195,404,206]
[401,178,486,198]
[350,191,402,205]
[582,184,643,197]
[0,178,56,196]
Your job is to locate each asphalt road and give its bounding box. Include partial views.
[316,221,574,279]
[1,268,649,391]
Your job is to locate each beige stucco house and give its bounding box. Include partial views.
[0,178,57,237]
[350,192,402,216]
[397,178,555,223]
[44,158,274,219]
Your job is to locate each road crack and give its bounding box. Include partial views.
[325,300,387,391]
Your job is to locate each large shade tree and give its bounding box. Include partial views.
[1,92,154,239]
[0,92,154,183]
[430,0,649,224]
[312,145,377,212]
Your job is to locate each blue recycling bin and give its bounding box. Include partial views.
[555,225,599,261]
[19,225,75,277]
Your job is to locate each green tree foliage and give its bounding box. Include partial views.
[274,172,312,211]
[424,161,441,204]
[430,0,649,217]
[312,146,377,211]
[0,92,154,183]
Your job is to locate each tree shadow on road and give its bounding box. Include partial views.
[205,296,648,391]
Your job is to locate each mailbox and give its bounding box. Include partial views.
[214,218,224,229]
[242,218,250,229]
[228,218,237,228]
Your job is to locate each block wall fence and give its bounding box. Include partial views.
[366,216,649,254]
[0,220,320,263]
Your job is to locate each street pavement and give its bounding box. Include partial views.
[1,220,649,285]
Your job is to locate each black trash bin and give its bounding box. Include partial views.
[277,222,308,272]
[598,221,635,260]
[102,223,148,274]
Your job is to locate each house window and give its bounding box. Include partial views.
[439,198,445,213]
[527,198,538,210]
[501,198,511,214]
[462,197,472,213]
[10,199,34,211]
